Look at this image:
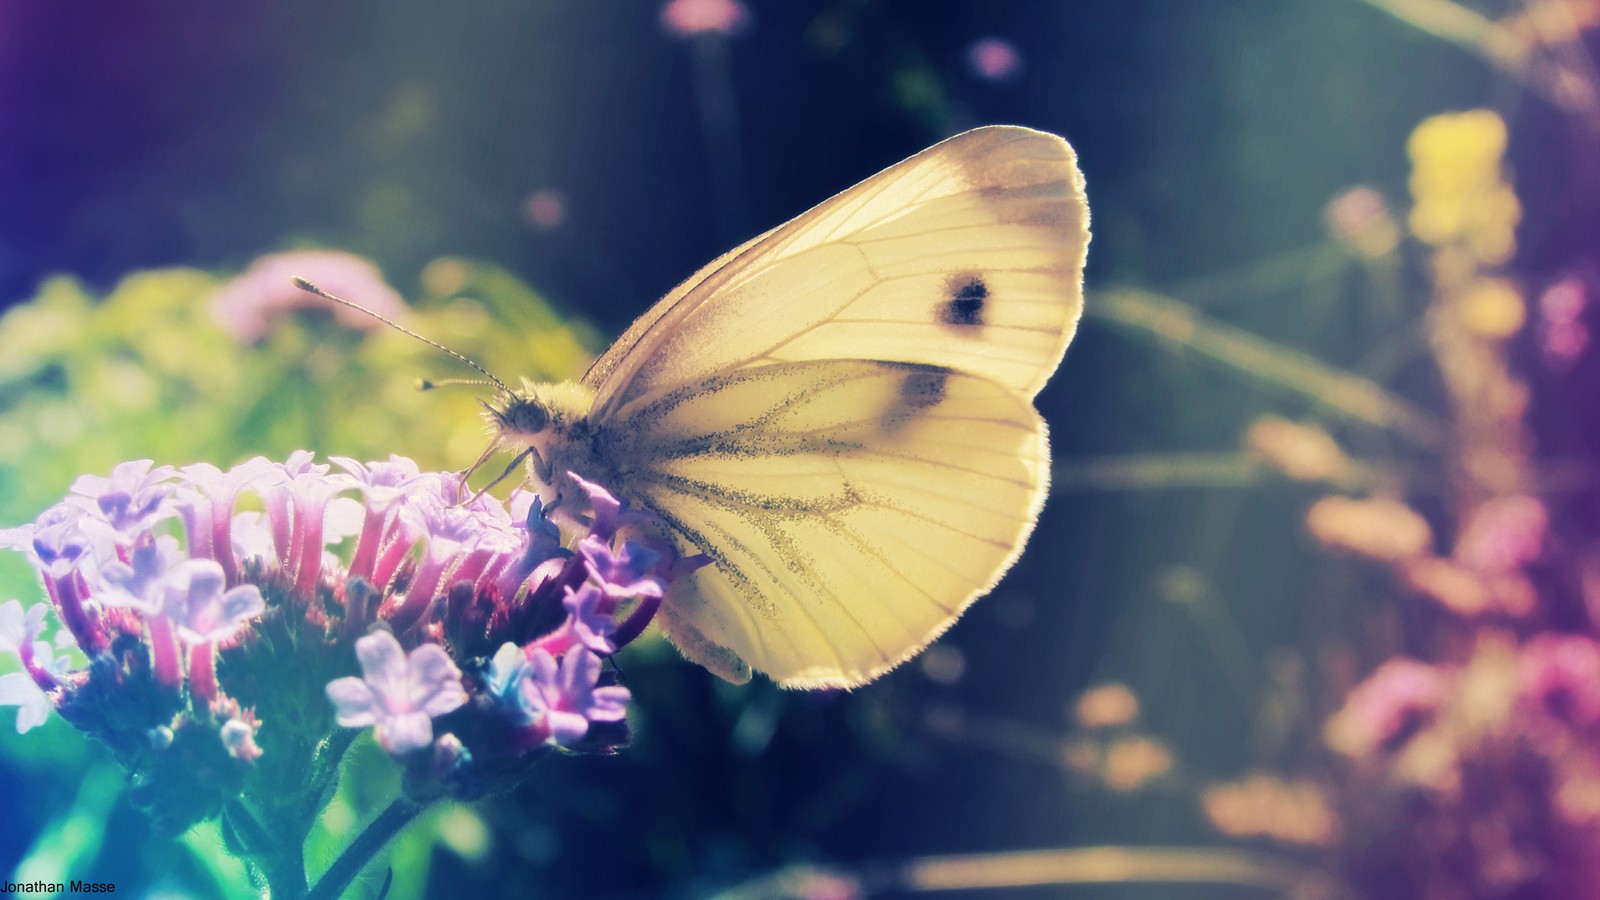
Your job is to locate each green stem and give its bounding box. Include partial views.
[1350,0,1600,118]
[893,845,1350,896]
[225,799,304,899]
[306,798,425,900]
[1087,287,1447,449]
[299,729,359,823]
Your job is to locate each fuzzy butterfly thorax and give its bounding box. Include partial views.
[484,379,605,501]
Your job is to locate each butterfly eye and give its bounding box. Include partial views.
[502,400,548,436]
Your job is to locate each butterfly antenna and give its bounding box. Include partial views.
[417,377,497,392]
[291,276,513,395]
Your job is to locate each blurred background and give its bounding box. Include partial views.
[2,0,1599,897]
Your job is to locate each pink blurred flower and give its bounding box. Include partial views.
[1324,186,1401,257]
[1519,634,1600,727]
[966,37,1024,83]
[1326,658,1447,757]
[1538,277,1590,369]
[210,250,408,344]
[1455,495,1547,572]
[522,188,568,231]
[659,0,750,38]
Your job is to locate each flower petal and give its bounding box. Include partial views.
[325,676,380,726]
[379,711,434,756]
[355,631,407,693]
[0,672,50,733]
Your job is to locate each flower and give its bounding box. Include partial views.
[1073,683,1141,729]
[0,671,51,733]
[1326,658,1447,758]
[159,559,265,645]
[209,250,409,344]
[2,453,683,830]
[1324,186,1400,257]
[1455,495,1547,572]
[1519,634,1600,727]
[1306,496,1433,562]
[659,0,751,38]
[0,599,46,655]
[100,534,182,613]
[1537,277,1589,368]
[68,459,176,535]
[1101,735,1174,792]
[325,631,467,756]
[1457,278,1526,340]
[577,534,666,603]
[518,643,630,743]
[1245,416,1349,482]
[220,718,263,762]
[522,189,568,231]
[1406,109,1520,264]
[1201,774,1338,846]
[966,37,1024,83]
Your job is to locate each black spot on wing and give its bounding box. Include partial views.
[878,362,952,435]
[940,274,987,329]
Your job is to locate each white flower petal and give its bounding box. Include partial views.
[325,677,380,726]
[379,711,434,756]
[0,672,50,733]
[354,631,407,693]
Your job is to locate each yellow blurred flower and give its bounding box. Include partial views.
[1458,278,1526,339]
[1073,682,1140,729]
[1306,496,1433,562]
[1407,109,1521,264]
[1245,416,1350,482]
[1102,735,1174,792]
[1201,774,1338,846]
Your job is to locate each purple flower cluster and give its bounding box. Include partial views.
[0,454,696,828]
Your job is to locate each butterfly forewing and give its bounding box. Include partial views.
[583,127,1088,414]
[581,125,1088,687]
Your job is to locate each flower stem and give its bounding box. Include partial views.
[224,799,303,899]
[297,728,359,824]
[1087,286,1446,448]
[306,798,424,900]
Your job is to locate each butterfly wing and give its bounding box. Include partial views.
[587,126,1089,687]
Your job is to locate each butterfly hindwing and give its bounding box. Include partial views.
[615,359,1047,688]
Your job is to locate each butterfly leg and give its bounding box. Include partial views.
[462,447,535,505]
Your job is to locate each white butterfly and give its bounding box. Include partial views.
[479,126,1086,689]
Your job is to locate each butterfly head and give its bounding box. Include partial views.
[486,393,549,437]
[468,379,601,493]
[483,379,594,440]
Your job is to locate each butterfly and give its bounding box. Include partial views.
[312,125,1089,689]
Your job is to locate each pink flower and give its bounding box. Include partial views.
[659,0,750,38]
[1519,634,1600,727]
[522,189,568,231]
[159,559,265,645]
[210,250,408,344]
[325,631,467,756]
[966,37,1024,83]
[490,644,629,747]
[1326,658,1447,757]
[1455,495,1547,572]
[1538,277,1589,369]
